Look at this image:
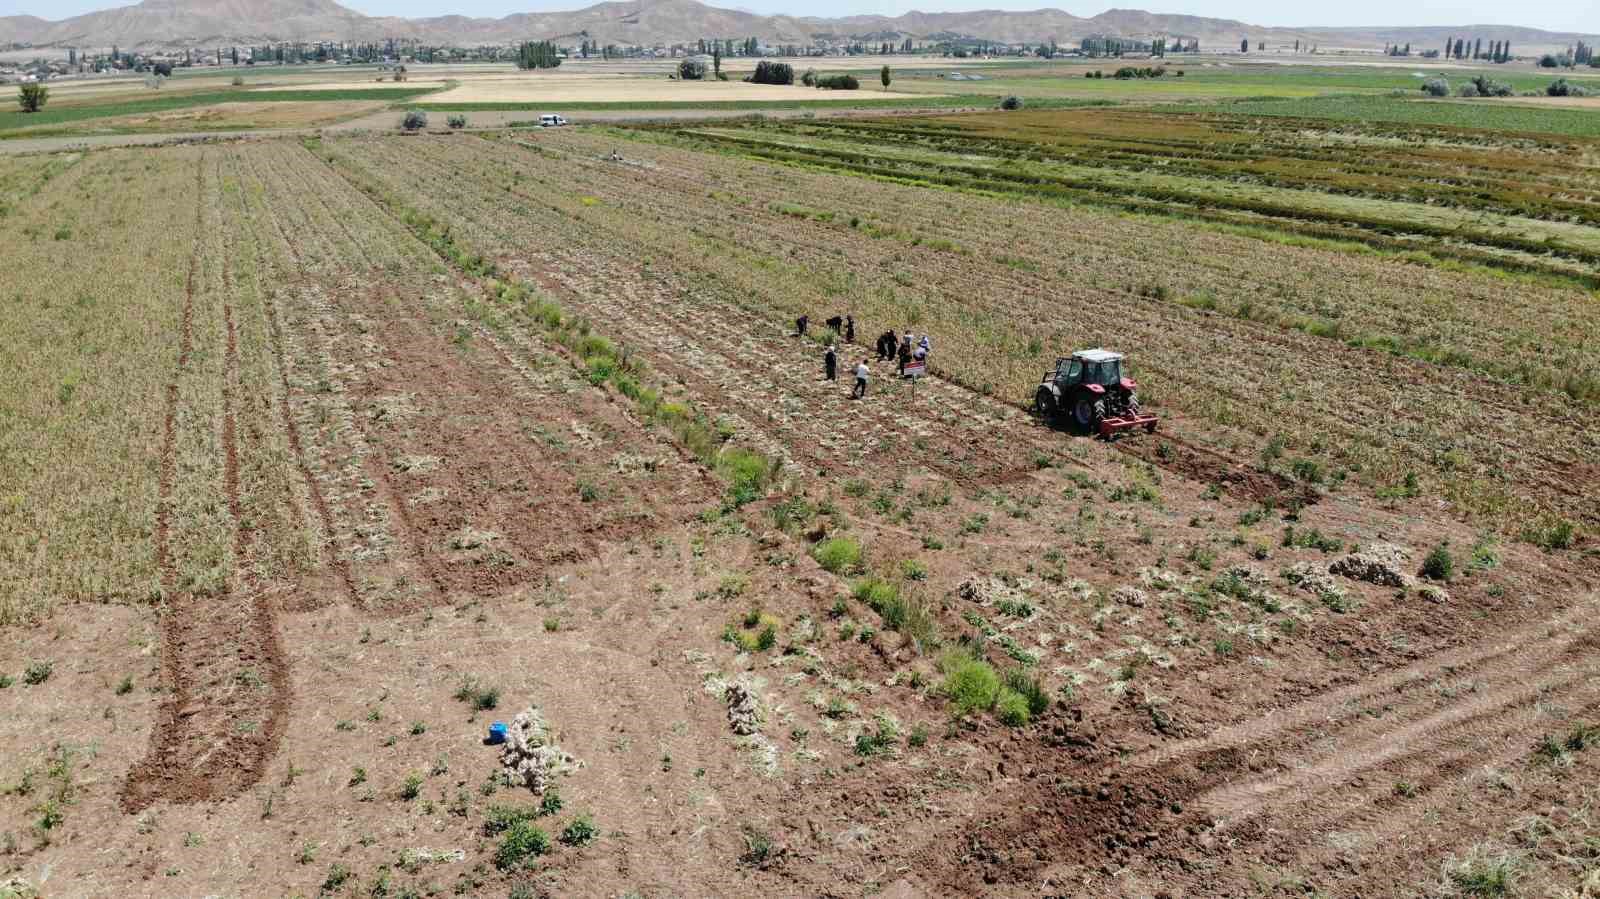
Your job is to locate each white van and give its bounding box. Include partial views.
[539,114,569,127]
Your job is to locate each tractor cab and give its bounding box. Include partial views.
[1036,348,1157,437]
[1053,350,1124,389]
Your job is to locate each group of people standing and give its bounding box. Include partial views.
[875,330,932,375]
[808,313,932,400]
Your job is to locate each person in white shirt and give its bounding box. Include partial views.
[852,359,870,399]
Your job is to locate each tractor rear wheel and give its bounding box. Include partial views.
[1034,388,1058,420]
[1073,397,1094,428]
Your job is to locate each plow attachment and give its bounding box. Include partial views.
[1098,412,1159,439]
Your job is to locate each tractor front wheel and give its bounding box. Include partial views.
[1034,388,1058,420]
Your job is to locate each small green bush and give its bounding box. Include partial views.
[853,577,904,627]
[400,109,428,131]
[999,95,1023,110]
[812,537,862,574]
[1003,668,1049,717]
[940,651,1000,716]
[1524,517,1577,551]
[995,688,1030,726]
[1446,850,1517,896]
[22,660,52,686]
[447,114,467,129]
[453,676,500,711]
[1421,76,1449,97]
[494,821,551,870]
[815,74,859,90]
[560,814,598,846]
[739,825,774,866]
[1421,543,1454,581]
[717,447,772,507]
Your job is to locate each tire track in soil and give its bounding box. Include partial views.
[1190,596,1600,824]
[897,595,1600,894]
[151,154,204,595]
[123,153,292,812]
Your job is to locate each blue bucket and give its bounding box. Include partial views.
[488,721,508,744]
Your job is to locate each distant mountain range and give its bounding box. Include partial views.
[1,0,1592,54]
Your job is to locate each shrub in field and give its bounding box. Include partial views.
[1004,668,1050,717]
[400,109,428,131]
[1420,76,1449,97]
[1456,83,1481,98]
[22,660,52,685]
[494,821,550,870]
[748,61,794,85]
[1470,76,1514,97]
[678,60,706,80]
[853,577,905,627]
[812,536,862,574]
[447,114,467,129]
[1547,79,1590,97]
[815,74,859,90]
[453,676,499,711]
[1523,517,1576,551]
[801,68,817,86]
[559,814,598,846]
[995,688,1030,726]
[231,75,245,87]
[999,95,1023,110]
[1421,542,1454,581]
[716,447,773,507]
[1444,847,1518,896]
[739,825,774,866]
[940,650,1000,716]
[17,83,47,113]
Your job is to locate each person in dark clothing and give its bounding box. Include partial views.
[877,330,896,361]
[796,314,808,337]
[844,316,855,344]
[823,345,837,381]
[897,340,911,376]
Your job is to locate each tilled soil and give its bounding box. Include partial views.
[6,135,1600,898]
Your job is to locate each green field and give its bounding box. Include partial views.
[1205,93,1600,137]
[413,94,1114,114]
[881,63,1597,101]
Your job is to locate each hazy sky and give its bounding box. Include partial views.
[10,0,1598,33]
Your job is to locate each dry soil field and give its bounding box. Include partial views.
[0,93,1597,899]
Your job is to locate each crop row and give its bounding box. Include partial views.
[669,122,1600,277]
[791,109,1600,227]
[323,131,1595,538]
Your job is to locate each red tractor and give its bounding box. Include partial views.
[1034,348,1157,438]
